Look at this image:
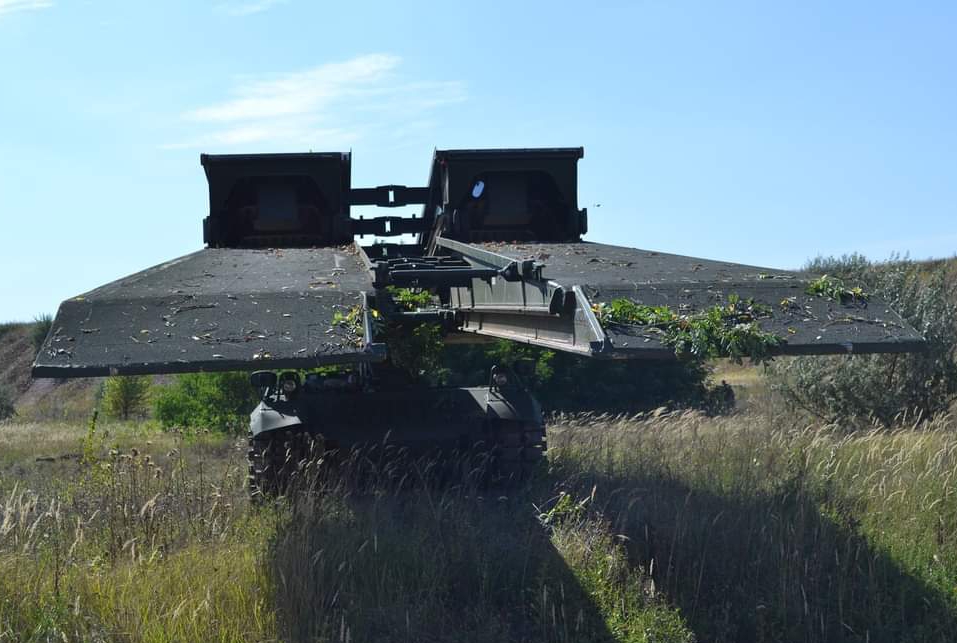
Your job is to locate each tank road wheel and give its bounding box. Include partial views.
[488,420,546,482]
[247,429,323,499]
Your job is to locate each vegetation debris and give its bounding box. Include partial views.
[592,295,783,363]
[331,304,382,346]
[804,274,868,303]
[386,286,434,311]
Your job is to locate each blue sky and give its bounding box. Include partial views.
[1,0,955,322]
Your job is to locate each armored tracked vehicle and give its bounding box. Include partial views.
[33,148,924,492]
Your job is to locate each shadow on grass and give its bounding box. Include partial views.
[264,425,957,643]
[265,448,626,643]
[557,464,957,643]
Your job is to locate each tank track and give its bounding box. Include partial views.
[487,419,547,481]
[247,420,547,497]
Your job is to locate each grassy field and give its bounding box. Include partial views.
[4,258,953,641]
[2,401,957,642]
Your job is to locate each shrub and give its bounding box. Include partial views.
[153,371,259,434]
[383,322,445,383]
[766,255,957,425]
[31,313,52,354]
[0,385,15,421]
[101,375,151,420]
[442,340,728,414]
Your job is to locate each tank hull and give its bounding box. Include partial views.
[247,383,545,495]
[252,383,541,446]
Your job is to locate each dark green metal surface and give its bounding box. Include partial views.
[33,147,925,379]
[33,245,384,377]
[445,240,925,358]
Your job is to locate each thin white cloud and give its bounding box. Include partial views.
[165,54,466,151]
[185,55,400,123]
[215,0,285,17]
[0,0,52,16]
[160,126,358,151]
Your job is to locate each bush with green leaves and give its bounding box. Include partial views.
[442,340,730,414]
[382,322,445,383]
[153,371,259,434]
[386,286,434,311]
[766,255,957,425]
[101,375,151,420]
[0,385,15,421]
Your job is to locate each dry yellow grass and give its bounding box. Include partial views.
[547,409,957,642]
[2,406,957,642]
[0,417,275,642]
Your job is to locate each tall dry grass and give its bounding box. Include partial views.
[3,405,957,642]
[548,409,957,643]
[267,446,692,643]
[0,416,276,642]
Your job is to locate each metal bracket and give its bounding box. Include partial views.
[572,285,609,353]
[349,185,428,208]
[433,236,540,281]
[371,255,501,288]
[352,215,430,237]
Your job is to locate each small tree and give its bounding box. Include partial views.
[101,375,151,420]
[153,372,258,434]
[384,322,446,383]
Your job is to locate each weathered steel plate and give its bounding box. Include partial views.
[466,241,925,357]
[33,245,384,377]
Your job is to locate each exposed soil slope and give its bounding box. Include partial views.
[0,324,35,396]
[0,322,102,420]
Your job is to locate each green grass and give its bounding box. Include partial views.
[0,542,275,643]
[0,417,275,642]
[3,402,957,642]
[548,410,957,642]
[268,457,693,643]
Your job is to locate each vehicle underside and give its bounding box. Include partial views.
[245,362,545,494]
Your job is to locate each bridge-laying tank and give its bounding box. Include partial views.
[34,148,924,493]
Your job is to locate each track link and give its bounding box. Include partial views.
[488,419,546,481]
